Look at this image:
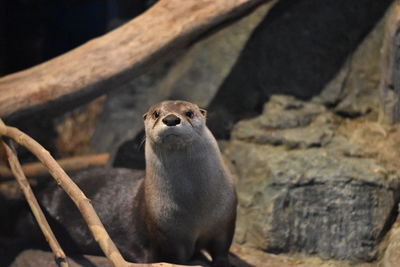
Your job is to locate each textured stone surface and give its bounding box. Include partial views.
[207,0,393,139]
[312,3,390,118]
[263,150,396,261]
[232,95,335,148]
[228,95,400,262]
[380,210,400,267]
[92,3,272,161]
[256,95,327,129]
[10,250,112,267]
[91,59,175,156]
[164,3,274,107]
[231,244,376,267]
[9,246,376,267]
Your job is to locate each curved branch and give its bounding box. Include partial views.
[0,120,128,266]
[0,120,200,267]
[0,0,274,119]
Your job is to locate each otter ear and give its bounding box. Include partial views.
[199,108,207,118]
[143,113,147,120]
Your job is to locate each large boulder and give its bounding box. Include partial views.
[312,1,391,118]
[380,209,400,267]
[207,0,393,139]
[10,250,111,267]
[228,95,400,262]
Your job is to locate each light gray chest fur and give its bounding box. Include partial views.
[144,133,235,237]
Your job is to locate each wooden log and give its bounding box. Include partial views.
[379,1,400,124]
[0,0,275,120]
[0,153,109,180]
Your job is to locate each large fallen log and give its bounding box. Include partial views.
[0,0,276,120]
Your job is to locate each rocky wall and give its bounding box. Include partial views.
[228,95,400,262]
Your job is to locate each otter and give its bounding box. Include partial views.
[21,100,237,266]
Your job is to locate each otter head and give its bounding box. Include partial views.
[143,100,207,149]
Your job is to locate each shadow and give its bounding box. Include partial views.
[1,0,152,162]
[68,254,99,267]
[0,192,29,266]
[207,0,394,139]
[229,252,254,267]
[113,130,146,170]
[1,0,151,77]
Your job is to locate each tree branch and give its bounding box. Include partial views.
[0,119,201,267]
[0,0,275,120]
[0,153,109,180]
[1,141,69,267]
[0,120,128,266]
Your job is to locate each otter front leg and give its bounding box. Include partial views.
[208,239,231,267]
[207,229,234,266]
[148,239,195,264]
[208,218,236,267]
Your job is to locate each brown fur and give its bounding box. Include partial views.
[21,100,237,266]
[143,101,237,265]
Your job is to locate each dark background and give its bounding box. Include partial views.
[0,0,153,76]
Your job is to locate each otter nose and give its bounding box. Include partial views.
[162,114,181,126]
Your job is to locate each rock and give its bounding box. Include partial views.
[207,0,393,139]
[92,3,272,161]
[53,97,105,157]
[232,95,335,149]
[264,151,397,261]
[230,141,399,262]
[166,2,274,108]
[228,95,400,262]
[379,209,400,267]
[230,244,376,267]
[8,246,374,267]
[10,250,112,267]
[313,2,392,118]
[91,59,175,157]
[257,95,327,129]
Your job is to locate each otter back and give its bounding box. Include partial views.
[19,100,237,266]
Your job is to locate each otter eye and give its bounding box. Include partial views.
[185,110,194,119]
[152,110,160,119]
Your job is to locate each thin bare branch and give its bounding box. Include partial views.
[0,119,201,267]
[1,141,69,267]
[0,119,127,266]
[0,153,109,180]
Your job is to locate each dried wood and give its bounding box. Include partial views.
[2,141,69,267]
[0,0,275,119]
[0,119,200,267]
[0,153,109,180]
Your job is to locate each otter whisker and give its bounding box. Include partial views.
[138,135,146,149]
